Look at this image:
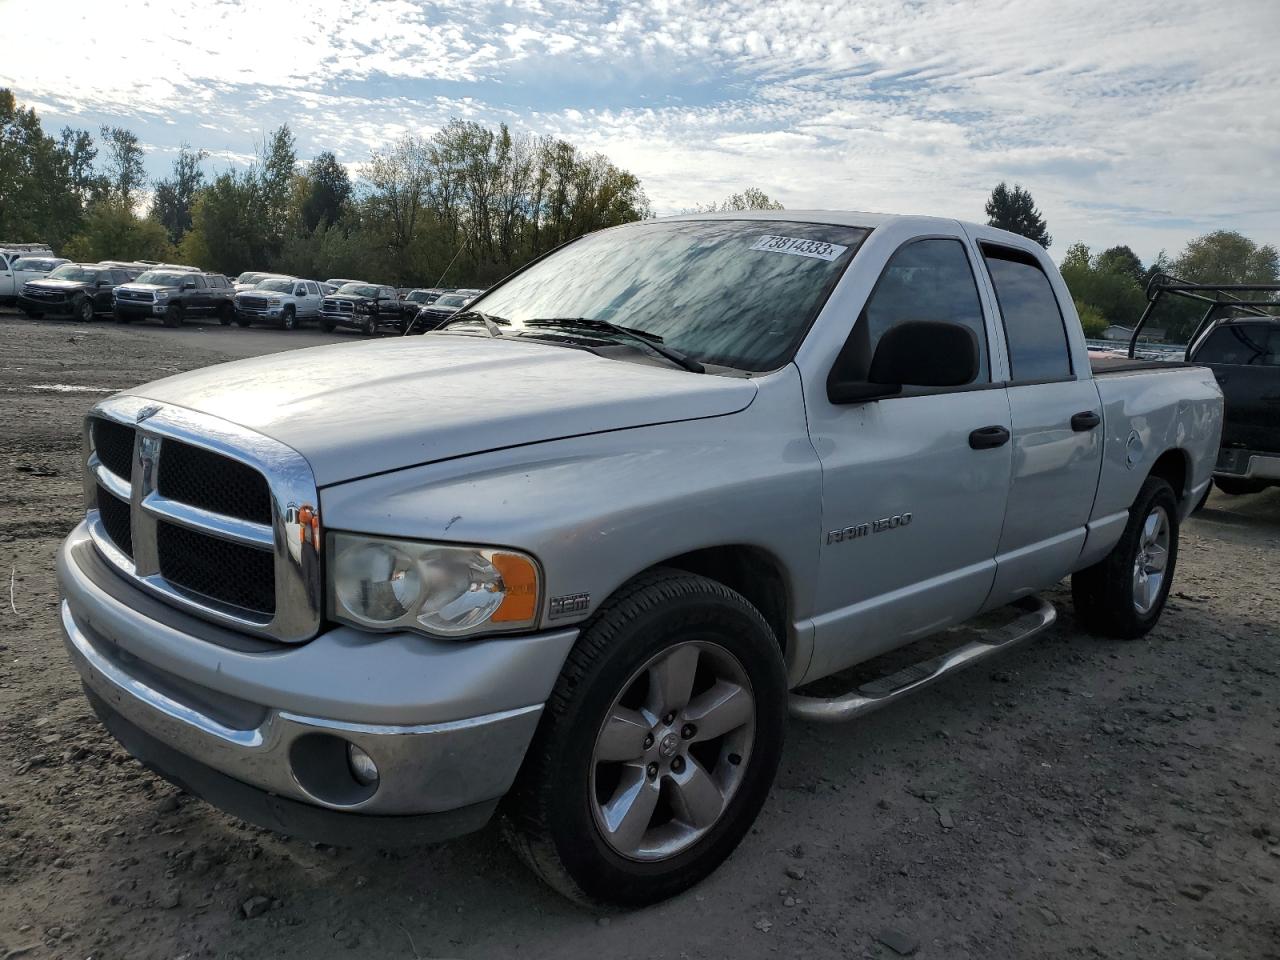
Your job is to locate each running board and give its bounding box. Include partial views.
[788,595,1057,723]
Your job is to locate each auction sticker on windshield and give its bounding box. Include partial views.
[750,235,848,261]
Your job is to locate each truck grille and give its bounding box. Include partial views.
[84,398,322,642]
[239,295,269,310]
[24,287,65,302]
[321,298,354,314]
[157,442,272,524]
[116,289,155,302]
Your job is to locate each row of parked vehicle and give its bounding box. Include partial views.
[0,243,484,334]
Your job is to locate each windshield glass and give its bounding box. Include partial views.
[470,219,867,371]
[236,272,263,284]
[436,294,468,307]
[48,265,101,282]
[135,271,189,286]
[338,283,380,298]
[406,290,428,302]
[13,258,58,270]
[257,279,294,293]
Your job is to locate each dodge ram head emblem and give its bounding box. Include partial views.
[135,404,162,423]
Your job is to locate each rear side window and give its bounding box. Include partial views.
[192,275,207,288]
[843,237,990,385]
[982,245,1072,382]
[1194,323,1280,366]
[306,282,319,294]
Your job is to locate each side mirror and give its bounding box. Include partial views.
[181,280,195,290]
[828,320,979,404]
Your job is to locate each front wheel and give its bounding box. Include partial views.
[162,304,183,328]
[361,315,376,335]
[218,303,233,326]
[1072,476,1178,639]
[77,297,95,323]
[320,318,337,332]
[504,569,787,906]
[281,307,297,331]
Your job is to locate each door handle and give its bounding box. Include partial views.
[1070,411,1101,431]
[969,425,1011,449]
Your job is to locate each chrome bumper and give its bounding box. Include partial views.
[1214,448,1280,481]
[59,523,577,819]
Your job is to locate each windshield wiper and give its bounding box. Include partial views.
[431,309,506,338]
[523,317,705,373]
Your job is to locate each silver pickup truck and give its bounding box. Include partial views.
[57,212,1222,906]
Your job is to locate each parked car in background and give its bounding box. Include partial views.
[402,288,439,307]
[113,270,235,327]
[0,254,70,304]
[234,271,289,292]
[234,276,325,330]
[319,282,416,333]
[97,261,151,277]
[17,263,136,321]
[58,212,1221,907]
[406,291,473,332]
[1188,317,1280,496]
[325,278,361,289]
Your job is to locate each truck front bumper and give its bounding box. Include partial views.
[58,523,578,845]
[114,301,167,318]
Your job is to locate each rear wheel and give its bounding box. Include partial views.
[504,569,787,906]
[77,297,95,323]
[1072,476,1178,639]
[1213,476,1266,496]
[162,303,183,328]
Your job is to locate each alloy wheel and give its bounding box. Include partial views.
[1132,504,1170,614]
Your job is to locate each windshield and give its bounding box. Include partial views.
[338,283,380,298]
[406,290,429,302]
[135,271,189,286]
[13,258,59,271]
[436,294,468,307]
[236,272,263,284]
[257,279,294,293]
[470,219,867,371]
[48,265,101,282]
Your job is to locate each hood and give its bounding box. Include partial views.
[118,282,177,293]
[26,278,89,291]
[128,335,757,485]
[324,292,371,302]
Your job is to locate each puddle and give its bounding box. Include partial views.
[16,383,116,394]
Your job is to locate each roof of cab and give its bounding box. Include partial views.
[656,208,1032,246]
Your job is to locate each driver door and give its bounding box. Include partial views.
[801,226,1013,680]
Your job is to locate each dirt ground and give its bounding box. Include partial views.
[1,310,1277,960]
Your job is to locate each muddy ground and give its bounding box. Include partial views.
[1,310,1277,960]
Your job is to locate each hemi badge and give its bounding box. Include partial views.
[549,593,590,620]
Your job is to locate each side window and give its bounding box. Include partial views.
[192,275,207,289]
[837,238,990,387]
[306,282,319,295]
[1194,323,1280,366]
[381,286,395,300]
[982,245,1072,382]
[111,270,129,285]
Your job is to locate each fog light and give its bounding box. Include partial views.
[347,744,379,786]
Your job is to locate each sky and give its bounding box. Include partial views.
[4,0,1279,263]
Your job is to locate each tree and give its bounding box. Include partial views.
[259,124,297,249]
[99,125,146,206]
[63,200,174,262]
[1095,245,1145,286]
[690,187,784,213]
[1060,242,1091,274]
[178,171,270,275]
[984,182,1051,248]
[1074,300,1107,338]
[0,89,85,247]
[300,151,352,233]
[1174,230,1279,285]
[150,144,206,243]
[59,126,104,204]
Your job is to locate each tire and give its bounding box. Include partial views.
[22,309,42,319]
[1072,476,1179,639]
[504,568,787,906]
[113,311,130,324]
[361,315,376,335]
[76,297,95,323]
[162,304,183,328]
[281,306,297,331]
[218,303,233,326]
[234,313,252,328]
[1213,476,1266,496]
[321,319,337,333]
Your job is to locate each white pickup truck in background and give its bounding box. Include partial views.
[0,249,69,304]
[59,212,1222,907]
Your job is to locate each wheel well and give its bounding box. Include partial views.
[653,545,790,654]
[1149,449,1189,502]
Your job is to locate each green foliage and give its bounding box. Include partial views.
[300,151,352,233]
[99,125,146,206]
[985,181,1052,248]
[1074,300,1107,338]
[150,144,207,243]
[1174,230,1279,285]
[178,171,270,275]
[63,200,174,262]
[0,89,86,248]
[1094,245,1144,285]
[690,187,785,213]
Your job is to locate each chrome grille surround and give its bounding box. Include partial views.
[82,395,322,643]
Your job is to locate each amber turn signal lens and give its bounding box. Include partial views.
[490,551,539,622]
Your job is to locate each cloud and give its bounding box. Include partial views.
[3,0,1278,259]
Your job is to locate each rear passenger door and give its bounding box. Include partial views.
[969,235,1103,608]
[302,281,321,316]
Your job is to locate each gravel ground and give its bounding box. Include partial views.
[1,311,1278,960]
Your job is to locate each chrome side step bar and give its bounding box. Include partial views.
[788,595,1057,723]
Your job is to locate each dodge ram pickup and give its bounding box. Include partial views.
[58,212,1222,907]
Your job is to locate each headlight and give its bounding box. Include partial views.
[269,297,282,305]
[329,533,540,638]
[154,290,169,300]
